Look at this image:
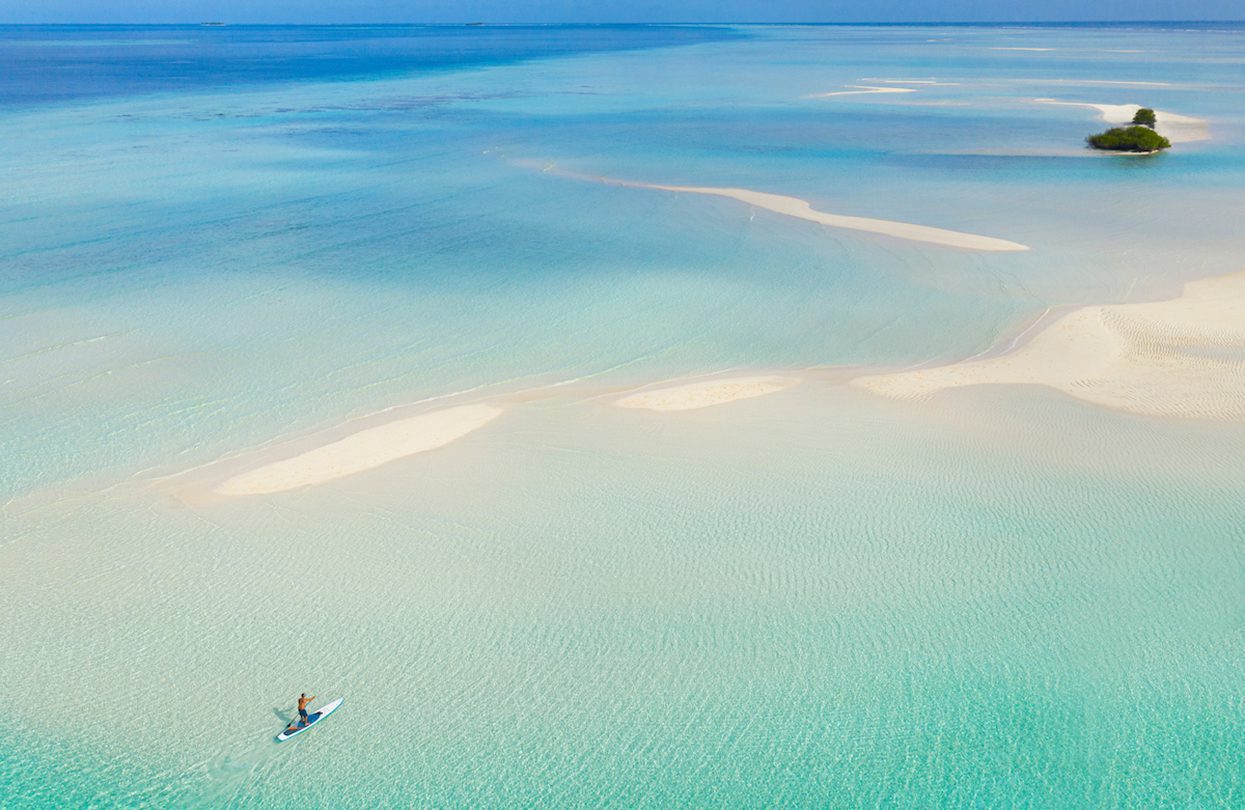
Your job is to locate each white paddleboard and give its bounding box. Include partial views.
[276,697,343,742]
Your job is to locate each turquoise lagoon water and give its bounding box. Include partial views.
[2,23,1244,806]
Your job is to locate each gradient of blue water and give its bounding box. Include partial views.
[4,23,1245,497]
[0,23,739,108]
[2,23,1244,807]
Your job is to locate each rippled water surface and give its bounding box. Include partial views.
[2,22,1244,807]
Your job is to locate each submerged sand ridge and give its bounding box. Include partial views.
[615,376,800,411]
[190,265,1245,502]
[212,403,503,496]
[191,375,802,498]
[190,374,803,498]
[853,271,1245,420]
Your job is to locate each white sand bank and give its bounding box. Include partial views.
[616,376,800,411]
[635,183,1030,252]
[213,403,503,496]
[521,160,1030,252]
[1034,99,1210,143]
[853,272,1245,421]
[516,159,1028,252]
[809,85,917,98]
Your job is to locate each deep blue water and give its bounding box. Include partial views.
[5,22,1243,110]
[0,23,740,108]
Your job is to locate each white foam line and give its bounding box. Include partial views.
[995,307,1056,355]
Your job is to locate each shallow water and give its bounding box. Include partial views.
[2,22,1244,807]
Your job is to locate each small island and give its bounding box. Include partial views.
[1087,107,1171,153]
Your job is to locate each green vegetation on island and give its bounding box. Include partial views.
[1087,107,1170,153]
[1087,126,1171,153]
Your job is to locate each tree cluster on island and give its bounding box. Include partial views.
[1087,107,1171,153]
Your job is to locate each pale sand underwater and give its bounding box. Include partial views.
[615,375,800,411]
[191,376,800,497]
[191,264,1245,501]
[854,270,1245,420]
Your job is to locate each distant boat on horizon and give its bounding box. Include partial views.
[200,21,226,27]
[466,21,485,27]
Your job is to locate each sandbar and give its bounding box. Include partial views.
[524,160,1030,251]
[517,159,1028,252]
[1034,99,1210,143]
[809,85,917,98]
[213,403,503,495]
[633,183,1029,252]
[853,271,1245,421]
[616,376,800,411]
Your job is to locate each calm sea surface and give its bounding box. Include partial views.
[2,23,1243,807]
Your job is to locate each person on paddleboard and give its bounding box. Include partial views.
[286,692,316,731]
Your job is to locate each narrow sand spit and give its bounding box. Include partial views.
[213,403,503,496]
[1034,99,1210,143]
[616,376,800,411]
[808,85,917,98]
[516,160,1028,252]
[634,183,1029,252]
[853,271,1245,421]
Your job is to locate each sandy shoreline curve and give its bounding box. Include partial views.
[212,403,503,496]
[616,376,800,411]
[852,271,1245,420]
[1034,99,1210,143]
